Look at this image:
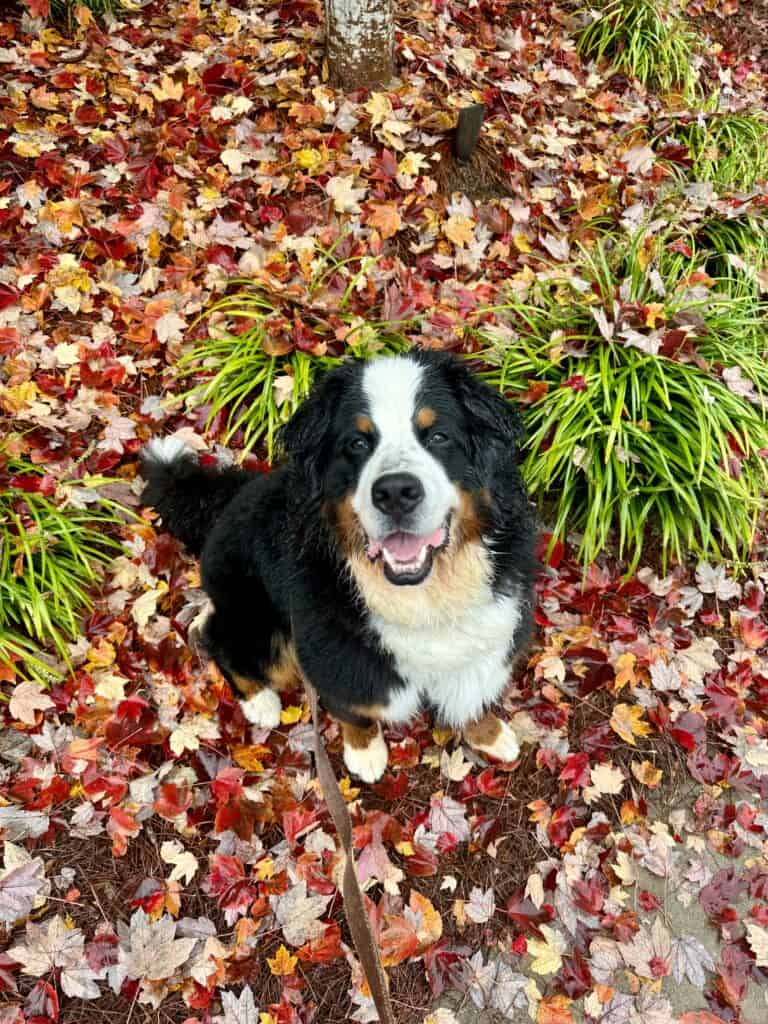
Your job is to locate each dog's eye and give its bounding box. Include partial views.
[428,431,449,446]
[348,435,371,453]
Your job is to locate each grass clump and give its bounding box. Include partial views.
[0,455,126,683]
[472,233,768,571]
[176,247,413,457]
[578,0,699,95]
[696,216,768,292]
[675,113,768,191]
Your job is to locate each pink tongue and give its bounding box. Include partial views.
[380,526,445,562]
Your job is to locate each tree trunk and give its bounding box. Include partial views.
[324,0,395,92]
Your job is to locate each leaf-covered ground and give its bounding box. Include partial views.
[1,1,768,1023]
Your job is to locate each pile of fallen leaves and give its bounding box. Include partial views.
[1,0,768,1022]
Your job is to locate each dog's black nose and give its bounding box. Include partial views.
[372,473,424,517]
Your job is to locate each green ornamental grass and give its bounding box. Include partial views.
[676,113,768,192]
[472,235,768,571]
[0,458,127,683]
[176,247,414,457]
[578,0,699,95]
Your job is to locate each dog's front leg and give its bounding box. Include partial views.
[293,618,402,784]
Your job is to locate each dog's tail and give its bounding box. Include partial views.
[139,438,251,556]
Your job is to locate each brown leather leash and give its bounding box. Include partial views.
[305,680,396,1024]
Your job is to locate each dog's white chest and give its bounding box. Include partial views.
[371,589,522,728]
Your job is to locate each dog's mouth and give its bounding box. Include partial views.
[366,519,450,585]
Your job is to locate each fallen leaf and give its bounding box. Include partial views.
[610,703,651,745]
[527,925,568,975]
[746,922,768,966]
[120,909,196,981]
[8,682,55,725]
[271,881,330,947]
[267,944,298,976]
[160,840,198,885]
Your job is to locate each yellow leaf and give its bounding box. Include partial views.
[1,381,39,414]
[367,202,401,240]
[613,651,637,691]
[280,705,303,725]
[294,148,324,173]
[13,138,42,159]
[396,840,415,856]
[513,233,532,253]
[232,745,267,772]
[444,214,475,247]
[610,703,651,746]
[527,924,567,975]
[431,725,452,746]
[365,92,393,127]
[644,303,666,328]
[268,944,298,976]
[255,858,274,881]
[150,74,184,102]
[260,1015,277,1024]
[631,760,663,788]
[339,776,360,802]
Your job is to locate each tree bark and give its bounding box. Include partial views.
[324,0,395,92]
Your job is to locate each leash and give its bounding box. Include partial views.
[305,680,396,1024]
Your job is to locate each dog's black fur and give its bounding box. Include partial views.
[140,350,537,730]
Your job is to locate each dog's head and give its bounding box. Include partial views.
[280,350,525,587]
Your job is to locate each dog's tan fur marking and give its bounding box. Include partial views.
[348,539,491,627]
[267,637,302,692]
[342,719,382,750]
[230,672,264,699]
[356,415,374,434]
[349,703,385,721]
[416,407,437,429]
[463,711,503,748]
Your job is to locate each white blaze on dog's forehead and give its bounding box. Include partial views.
[361,355,423,451]
[353,355,459,547]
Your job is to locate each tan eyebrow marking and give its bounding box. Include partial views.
[416,407,437,429]
[356,415,373,433]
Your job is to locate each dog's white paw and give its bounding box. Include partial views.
[241,688,282,729]
[468,719,520,763]
[343,729,389,784]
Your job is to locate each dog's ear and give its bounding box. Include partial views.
[451,359,526,456]
[278,363,351,484]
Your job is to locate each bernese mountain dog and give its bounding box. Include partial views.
[140,350,537,782]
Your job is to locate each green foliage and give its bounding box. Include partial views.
[48,0,122,23]
[672,113,768,191]
[578,0,699,95]
[176,248,413,457]
[472,235,768,571]
[0,457,127,684]
[695,216,768,292]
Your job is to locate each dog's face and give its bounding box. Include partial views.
[281,351,524,587]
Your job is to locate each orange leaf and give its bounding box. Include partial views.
[538,995,575,1024]
[232,744,268,772]
[296,922,344,964]
[367,202,402,240]
[631,760,663,788]
[614,651,637,690]
[379,914,418,967]
[408,890,443,952]
[268,944,298,976]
